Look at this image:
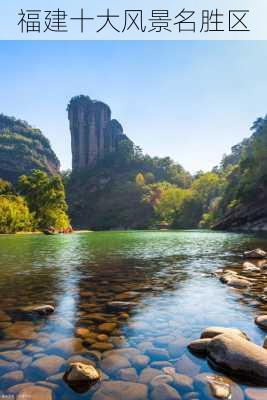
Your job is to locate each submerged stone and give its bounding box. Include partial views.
[27,355,65,379]
[92,380,148,400]
[139,367,162,384]
[151,383,181,400]
[4,321,37,340]
[117,367,138,382]
[1,370,24,389]
[100,354,130,375]
[16,385,53,400]
[48,338,87,357]
[175,355,201,377]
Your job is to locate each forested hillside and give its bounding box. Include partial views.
[0,114,60,182]
[66,115,267,231]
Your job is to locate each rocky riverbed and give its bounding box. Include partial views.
[1,231,267,399]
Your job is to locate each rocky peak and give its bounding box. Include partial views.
[68,95,126,170]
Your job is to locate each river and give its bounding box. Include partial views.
[0,230,267,399]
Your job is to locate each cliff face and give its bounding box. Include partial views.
[0,114,60,183]
[68,95,125,170]
[213,194,267,232]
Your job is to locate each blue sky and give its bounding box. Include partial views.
[0,41,266,173]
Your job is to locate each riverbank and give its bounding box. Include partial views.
[14,230,93,235]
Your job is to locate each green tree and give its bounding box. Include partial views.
[191,172,223,211]
[0,195,32,234]
[0,179,14,195]
[19,170,70,230]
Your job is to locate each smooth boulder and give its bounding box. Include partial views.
[200,327,248,340]
[244,249,267,259]
[207,333,267,384]
[92,381,148,400]
[220,273,251,288]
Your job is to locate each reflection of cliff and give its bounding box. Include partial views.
[68,95,126,170]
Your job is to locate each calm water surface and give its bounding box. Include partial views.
[0,230,267,399]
